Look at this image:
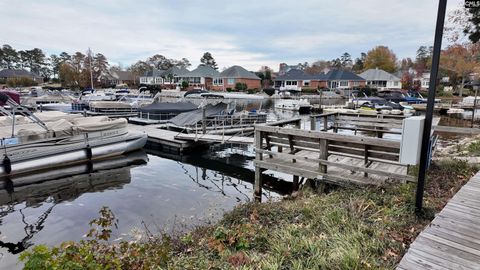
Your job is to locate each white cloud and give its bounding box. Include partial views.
[0,0,465,72]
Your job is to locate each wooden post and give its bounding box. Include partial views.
[254,129,263,202]
[323,115,328,131]
[310,116,316,131]
[319,139,328,174]
[293,175,299,191]
[295,119,301,129]
[364,145,369,177]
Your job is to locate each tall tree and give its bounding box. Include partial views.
[340,52,352,69]
[364,45,397,73]
[146,54,173,70]
[93,53,109,77]
[330,58,342,69]
[49,54,61,79]
[128,60,151,77]
[352,52,367,72]
[306,60,331,74]
[1,44,19,69]
[200,52,218,70]
[415,46,433,74]
[465,7,480,43]
[441,43,480,96]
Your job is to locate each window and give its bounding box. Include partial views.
[352,81,360,86]
[339,81,349,87]
[394,81,399,86]
[213,78,223,85]
[155,77,163,84]
[227,78,235,85]
[303,80,310,86]
[286,81,297,86]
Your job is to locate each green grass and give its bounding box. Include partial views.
[20,159,478,270]
[467,140,480,156]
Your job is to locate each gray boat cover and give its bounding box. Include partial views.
[138,102,197,114]
[169,102,228,127]
[12,117,128,141]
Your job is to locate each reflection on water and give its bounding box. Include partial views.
[0,143,292,269]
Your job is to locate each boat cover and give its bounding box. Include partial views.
[11,117,128,141]
[138,102,197,114]
[169,102,228,127]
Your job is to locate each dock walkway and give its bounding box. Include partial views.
[397,171,480,270]
[175,133,254,145]
[128,124,200,152]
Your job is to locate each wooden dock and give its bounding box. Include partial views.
[128,124,203,153]
[253,125,413,201]
[175,133,254,144]
[397,172,480,270]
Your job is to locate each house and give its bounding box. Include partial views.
[325,69,365,89]
[273,69,327,91]
[0,69,43,83]
[100,70,136,87]
[413,72,430,90]
[358,68,402,90]
[278,63,304,76]
[177,65,220,90]
[210,65,261,91]
[139,67,189,88]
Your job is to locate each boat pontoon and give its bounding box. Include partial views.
[0,91,147,178]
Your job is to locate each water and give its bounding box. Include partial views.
[0,97,344,269]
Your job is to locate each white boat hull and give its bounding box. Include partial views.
[0,132,147,177]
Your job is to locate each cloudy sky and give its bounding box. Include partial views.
[0,0,463,71]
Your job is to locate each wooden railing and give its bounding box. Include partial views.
[254,125,413,200]
[310,112,405,138]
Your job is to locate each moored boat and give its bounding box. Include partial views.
[0,91,147,177]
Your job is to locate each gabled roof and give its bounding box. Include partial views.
[162,66,190,77]
[107,70,135,81]
[218,65,260,80]
[181,65,220,78]
[0,69,42,79]
[275,69,327,81]
[359,68,401,81]
[325,69,365,81]
[144,67,190,77]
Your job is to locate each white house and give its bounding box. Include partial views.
[358,68,402,90]
[413,72,430,90]
[139,67,189,86]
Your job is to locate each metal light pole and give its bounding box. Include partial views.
[415,0,447,213]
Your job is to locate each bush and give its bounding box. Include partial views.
[234,82,247,92]
[247,88,258,94]
[226,87,232,92]
[301,88,318,94]
[263,88,275,96]
[6,77,38,87]
[181,81,189,90]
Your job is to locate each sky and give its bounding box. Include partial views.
[0,0,464,71]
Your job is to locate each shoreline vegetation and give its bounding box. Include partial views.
[19,158,478,270]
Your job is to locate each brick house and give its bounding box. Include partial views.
[326,69,366,89]
[274,69,327,91]
[139,67,189,88]
[100,70,136,87]
[0,69,43,83]
[210,65,261,91]
[177,65,220,90]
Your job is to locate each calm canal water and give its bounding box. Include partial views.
[0,101,327,269]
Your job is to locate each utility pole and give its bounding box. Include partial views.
[415,0,447,213]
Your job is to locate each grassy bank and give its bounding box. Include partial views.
[20,159,478,270]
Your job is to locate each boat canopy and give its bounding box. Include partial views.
[138,102,197,114]
[169,102,229,127]
[0,90,20,106]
